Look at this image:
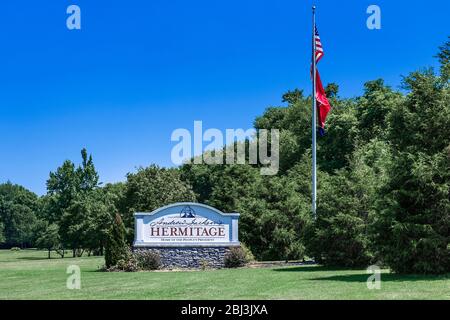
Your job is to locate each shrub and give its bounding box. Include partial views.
[105,213,129,269]
[304,214,374,268]
[10,247,21,252]
[112,255,139,272]
[135,251,161,270]
[224,247,248,268]
[240,243,256,263]
[199,259,209,270]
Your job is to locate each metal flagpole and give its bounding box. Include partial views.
[312,6,317,220]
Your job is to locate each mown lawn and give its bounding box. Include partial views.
[0,249,449,300]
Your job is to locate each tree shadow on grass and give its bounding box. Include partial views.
[309,273,449,283]
[16,257,53,261]
[16,256,76,261]
[273,266,450,282]
[273,266,355,273]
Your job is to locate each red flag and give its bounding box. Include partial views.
[315,69,331,129]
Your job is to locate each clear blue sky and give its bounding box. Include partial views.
[0,0,448,195]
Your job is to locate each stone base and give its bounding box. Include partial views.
[134,246,235,269]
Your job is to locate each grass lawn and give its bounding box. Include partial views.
[0,249,449,300]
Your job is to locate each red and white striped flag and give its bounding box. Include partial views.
[314,26,324,64]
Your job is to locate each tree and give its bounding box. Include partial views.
[436,36,450,82]
[317,99,359,172]
[77,148,100,192]
[0,221,5,244]
[282,89,304,105]
[122,165,195,241]
[371,44,450,274]
[325,83,339,98]
[356,79,404,144]
[46,148,101,256]
[0,182,39,248]
[105,213,129,269]
[35,223,61,259]
[304,172,373,267]
[59,189,113,257]
[371,150,450,274]
[305,139,391,267]
[207,165,262,213]
[46,160,78,223]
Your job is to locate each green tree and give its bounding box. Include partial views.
[122,165,195,241]
[317,99,359,172]
[46,160,78,222]
[47,148,101,256]
[0,221,5,244]
[105,213,129,269]
[371,45,450,274]
[0,182,39,248]
[437,36,450,82]
[356,79,404,144]
[35,223,61,259]
[325,83,339,98]
[207,165,262,213]
[60,190,113,257]
[304,171,374,267]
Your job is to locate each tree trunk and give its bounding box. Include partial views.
[48,249,51,259]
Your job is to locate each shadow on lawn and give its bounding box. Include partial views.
[16,257,54,261]
[309,273,449,283]
[273,266,352,272]
[273,267,449,282]
[16,256,80,261]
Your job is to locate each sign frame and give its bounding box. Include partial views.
[133,202,240,247]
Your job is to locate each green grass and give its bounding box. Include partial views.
[1,249,449,300]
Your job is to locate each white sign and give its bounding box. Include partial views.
[134,203,240,247]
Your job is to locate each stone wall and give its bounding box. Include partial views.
[134,247,234,269]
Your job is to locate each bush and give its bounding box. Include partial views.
[105,213,129,269]
[110,255,139,272]
[199,259,209,270]
[240,243,256,263]
[304,214,374,268]
[10,247,21,252]
[135,251,161,270]
[224,247,248,268]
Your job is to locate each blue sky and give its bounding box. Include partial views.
[0,0,449,195]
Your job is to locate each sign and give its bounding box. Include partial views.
[134,203,240,247]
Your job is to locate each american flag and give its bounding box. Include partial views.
[314,26,324,64]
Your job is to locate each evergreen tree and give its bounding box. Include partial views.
[371,43,450,274]
[105,213,129,269]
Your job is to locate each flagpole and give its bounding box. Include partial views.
[312,5,317,220]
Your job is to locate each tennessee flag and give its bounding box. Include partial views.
[315,70,331,136]
[313,26,331,136]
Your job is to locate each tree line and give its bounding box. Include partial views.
[0,39,448,274]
